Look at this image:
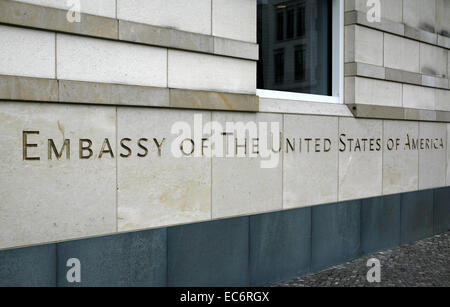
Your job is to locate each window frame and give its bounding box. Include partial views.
[256,0,344,105]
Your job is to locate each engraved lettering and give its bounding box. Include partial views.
[286,138,295,153]
[252,138,260,155]
[79,139,93,159]
[99,138,114,159]
[120,138,132,158]
[137,138,148,157]
[339,134,346,152]
[23,131,40,161]
[153,138,166,157]
[324,139,331,153]
[180,138,194,156]
[48,139,70,160]
[235,138,247,156]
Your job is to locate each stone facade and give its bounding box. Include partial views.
[0,0,449,287]
[345,0,450,118]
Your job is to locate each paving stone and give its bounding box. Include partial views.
[275,232,449,287]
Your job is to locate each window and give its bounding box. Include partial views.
[286,9,295,39]
[257,0,342,101]
[294,45,306,81]
[274,49,285,84]
[297,6,306,37]
[276,11,284,40]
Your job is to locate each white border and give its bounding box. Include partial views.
[257,0,344,105]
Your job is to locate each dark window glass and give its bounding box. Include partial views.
[297,6,306,37]
[274,49,284,84]
[295,46,306,81]
[257,0,332,96]
[276,11,284,40]
[286,9,294,39]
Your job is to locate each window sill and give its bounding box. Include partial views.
[256,89,340,104]
[258,95,353,118]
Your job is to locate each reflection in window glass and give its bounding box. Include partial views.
[295,45,306,81]
[286,9,295,39]
[276,11,284,40]
[274,49,285,84]
[257,0,332,96]
[297,6,306,37]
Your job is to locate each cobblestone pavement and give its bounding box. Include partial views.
[275,232,449,287]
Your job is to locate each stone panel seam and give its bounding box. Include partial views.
[55,243,58,287]
[211,112,215,220]
[398,191,402,244]
[208,111,212,221]
[210,141,213,220]
[166,227,169,287]
[115,0,118,35]
[418,123,421,189]
[415,123,419,191]
[358,200,362,257]
[281,114,285,211]
[166,49,169,88]
[382,120,384,194]
[247,215,251,287]
[54,32,57,79]
[419,40,422,84]
[309,207,313,273]
[433,189,437,234]
[360,197,364,256]
[432,190,435,230]
[402,79,404,108]
[115,106,118,233]
[210,0,213,41]
[115,0,117,19]
[337,117,341,202]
